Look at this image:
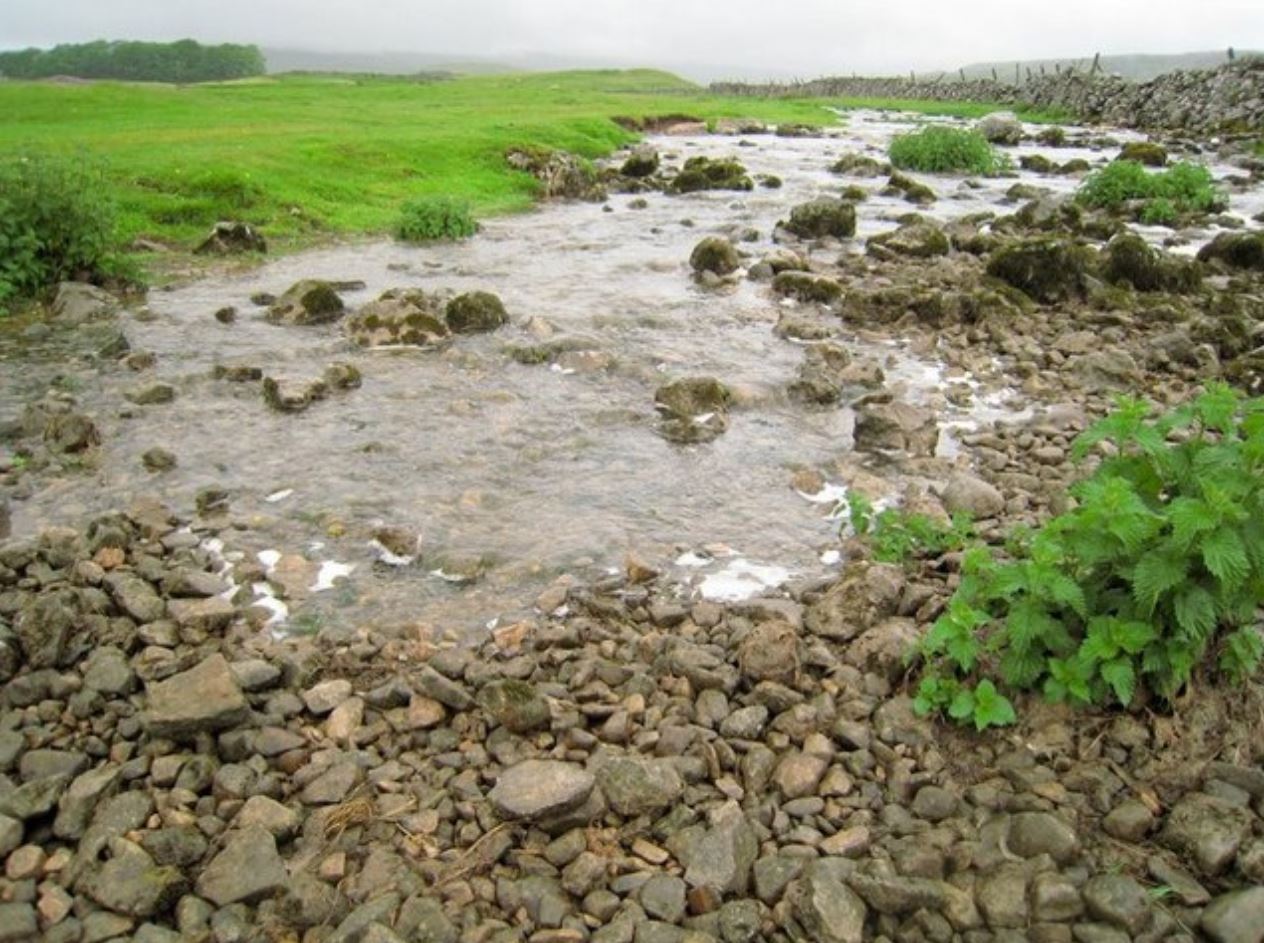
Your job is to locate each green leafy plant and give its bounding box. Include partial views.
[842,492,976,565]
[916,384,1264,729]
[395,196,479,243]
[1077,160,1226,221]
[0,152,123,311]
[888,126,1010,176]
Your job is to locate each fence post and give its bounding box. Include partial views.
[909,70,915,83]
[1090,52,1101,76]
[1015,63,1021,85]
[959,68,966,82]
[1228,47,1236,61]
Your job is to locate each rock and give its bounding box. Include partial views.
[670,157,753,193]
[51,282,117,324]
[771,272,844,305]
[43,412,99,453]
[142,447,177,472]
[262,375,329,412]
[654,377,732,444]
[445,291,508,334]
[773,749,829,799]
[267,280,344,325]
[885,171,937,205]
[977,112,1024,145]
[719,705,769,740]
[1118,141,1168,166]
[831,153,887,177]
[1101,232,1200,292]
[143,654,250,739]
[782,198,857,239]
[81,841,186,918]
[976,865,1029,928]
[125,383,175,406]
[196,828,288,906]
[479,680,551,733]
[986,239,1094,302]
[1082,874,1151,935]
[853,400,939,456]
[195,221,267,255]
[789,863,867,943]
[737,620,798,684]
[53,763,122,840]
[912,785,958,822]
[640,874,688,923]
[682,803,758,894]
[1007,812,1080,864]
[1102,799,1154,842]
[621,148,660,178]
[1197,232,1264,271]
[399,895,457,943]
[236,795,301,841]
[490,760,596,821]
[941,473,1004,518]
[0,904,37,942]
[1202,888,1264,943]
[415,665,473,710]
[303,678,354,715]
[866,222,950,259]
[324,361,362,390]
[300,760,361,804]
[597,755,684,817]
[346,289,450,347]
[1159,793,1252,877]
[1030,872,1084,922]
[507,146,605,200]
[690,237,741,276]
[15,589,87,669]
[789,343,857,405]
[1068,350,1142,391]
[846,874,946,915]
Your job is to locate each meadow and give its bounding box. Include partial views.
[0,69,1027,258]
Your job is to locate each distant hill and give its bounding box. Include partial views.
[954,50,1259,82]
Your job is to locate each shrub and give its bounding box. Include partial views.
[888,126,1009,176]
[915,384,1264,730]
[395,196,478,243]
[1077,160,1226,220]
[0,152,122,311]
[843,492,975,565]
[1140,197,1178,226]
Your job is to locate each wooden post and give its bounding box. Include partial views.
[1090,52,1101,76]
[991,67,998,82]
[909,70,915,83]
[1015,63,1021,85]
[959,68,966,82]
[1228,47,1236,61]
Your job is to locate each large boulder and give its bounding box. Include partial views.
[866,222,950,259]
[267,280,344,326]
[51,282,118,325]
[976,112,1023,145]
[782,198,857,239]
[1102,232,1200,292]
[853,400,939,456]
[194,221,267,255]
[507,147,606,200]
[654,377,732,444]
[445,291,508,334]
[1197,232,1264,272]
[345,289,450,347]
[620,147,660,178]
[669,156,753,193]
[985,239,1095,303]
[689,237,742,276]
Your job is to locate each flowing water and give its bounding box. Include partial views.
[3,110,1261,635]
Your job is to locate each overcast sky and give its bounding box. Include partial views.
[3,0,1262,79]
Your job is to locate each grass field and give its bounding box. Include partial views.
[0,69,1047,261]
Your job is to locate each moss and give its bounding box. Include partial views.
[444,291,508,334]
[830,153,887,177]
[1057,158,1092,175]
[782,198,857,239]
[1036,126,1067,147]
[840,185,868,202]
[1019,154,1055,174]
[669,156,753,193]
[620,148,659,178]
[885,172,936,205]
[866,222,951,259]
[1196,232,1264,272]
[1101,233,1201,293]
[654,376,732,417]
[771,272,844,305]
[689,237,741,276]
[1118,141,1168,167]
[985,238,1096,303]
[759,174,783,189]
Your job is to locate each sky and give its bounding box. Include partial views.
[3,0,1262,80]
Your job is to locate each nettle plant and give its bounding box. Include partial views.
[915,384,1264,730]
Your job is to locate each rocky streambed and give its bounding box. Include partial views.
[0,109,1263,942]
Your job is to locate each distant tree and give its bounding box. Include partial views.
[0,39,266,83]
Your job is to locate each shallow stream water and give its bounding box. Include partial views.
[3,110,1261,635]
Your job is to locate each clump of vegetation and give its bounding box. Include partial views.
[843,492,976,565]
[1077,160,1226,223]
[394,196,479,243]
[915,385,1264,730]
[0,39,265,83]
[0,152,124,311]
[888,126,1010,176]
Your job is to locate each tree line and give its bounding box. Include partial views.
[0,39,266,83]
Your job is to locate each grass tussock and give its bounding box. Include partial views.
[395,196,478,242]
[1077,160,1226,222]
[888,125,1010,175]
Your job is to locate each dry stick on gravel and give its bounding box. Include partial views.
[436,823,517,887]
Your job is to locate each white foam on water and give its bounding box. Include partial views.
[368,539,414,567]
[698,559,793,602]
[311,561,354,592]
[250,583,289,629]
[796,482,848,506]
[820,549,842,565]
[265,488,294,503]
[675,551,712,567]
[257,549,281,571]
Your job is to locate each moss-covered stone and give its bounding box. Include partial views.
[866,222,951,260]
[782,198,856,240]
[772,272,844,305]
[985,239,1096,303]
[478,680,551,733]
[267,280,344,326]
[345,289,450,348]
[445,291,509,334]
[620,147,660,178]
[1019,154,1056,174]
[689,237,742,276]
[840,185,868,202]
[1196,232,1264,272]
[759,174,783,189]
[1118,141,1168,167]
[1036,126,1068,147]
[669,157,753,193]
[830,153,887,177]
[1057,158,1092,175]
[1102,233,1201,293]
[654,377,732,418]
[884,172,936,206]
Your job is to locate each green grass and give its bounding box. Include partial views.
[0,69,834,259]
[395,196,478,242]
[1078,160,1226,218]
[888,125,1010,175]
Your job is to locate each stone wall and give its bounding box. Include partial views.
[710,58,1264,133]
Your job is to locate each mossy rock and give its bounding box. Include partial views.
[445,291,508,334]
[689,237,741,276]
[985,239,1096,303]
[1196,232,1264,272]
[477,680,551,733]
[1036,127,1068,147]
[346,289,450,348]
[840,185,868,202]
[782,198,856,239]
[1013,197,1084,233]
[1057,158,1093,175]
[1102,233,1201,293]
[267,280,344,326]
[830,153,888,177]
[620,148,660,178]
[885,172,936,205]
[772,272,844,305]
[1019,154,1056,174]
[759,174,784,189]
[1118,141,1168,167]
[669,157,753,194]
[866,222,951,260]
[654,376,732,418]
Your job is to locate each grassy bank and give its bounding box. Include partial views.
[0,68,1064,278]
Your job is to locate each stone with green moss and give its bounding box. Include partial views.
[478,680,551,733]
[985,239,1096,303]
[267,280,344,326]
[1102,233,1201,293]
[866,222,950,260]
[689,237,742,276]
[884,172,936,206]
[1196,232,1264,272]
[782,198,856,240]
[830,153,887,177]
[669,157,753,194]
[445,291,508,334]
[620,147,660,178]
[1118,141,1168,167]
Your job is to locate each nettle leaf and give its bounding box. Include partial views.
[1168,497,1219,548]
[970,680,1017,730]
[1100,657,1136,706]
[1114,620,1158,655]
[1195,382,1241,434]
[1081,620,1120,664]
[1220,628,1264,682]
[1173,586,1217,642]
[1131,550,1188,613]
[948,686,976,722]
[1202,527,1250,591]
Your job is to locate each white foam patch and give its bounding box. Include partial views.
[311,561,354,592]
[431,568,470,583]
[265,488,294,503]
[257,549,281,571]
[250,583,289,629]
[820,549,842,565]
[369,539,414,567]
[549,364,576,375]
[699,560,793,602]
[675,551,712,568]
[796,482,848,506]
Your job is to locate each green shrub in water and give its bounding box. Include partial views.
[1077,160,1225,220]
[888,126,1009,176]
[395,196,479,243]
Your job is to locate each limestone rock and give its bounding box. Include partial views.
[144,654,250,739]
